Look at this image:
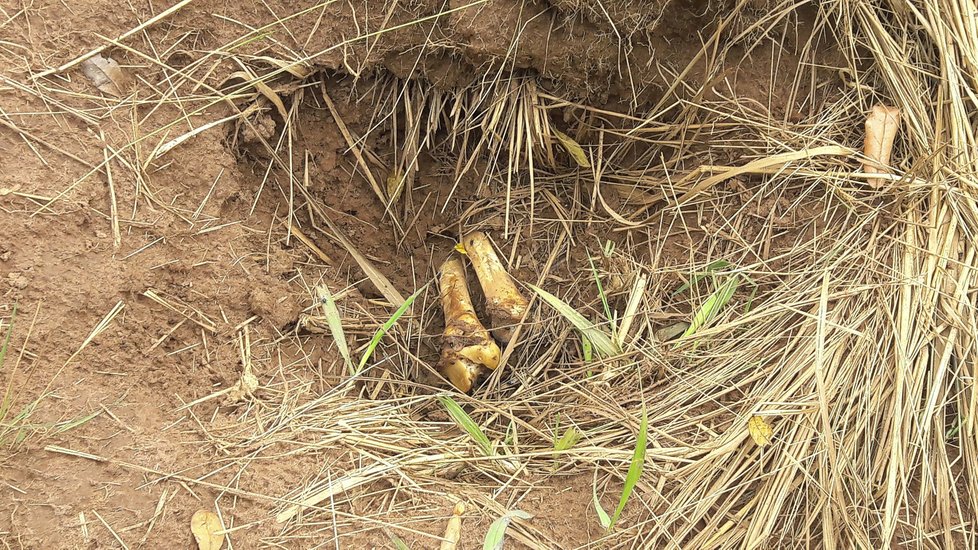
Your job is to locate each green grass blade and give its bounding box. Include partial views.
[390,534,410,550]
[610,405,648,530]
[554,426,582,453]
[483,510,532,550]
[671,260,731,297]
[587,255,616,343]
[53,409,102,434]
[680,276,740,338]
[439,396,492,456]
[947,417,964,439]
[315,285,353,375]
[744,283,758,313]
[529,284,618,357]
[357,285,426,372]
[580,335,593,362]
[592,481,611,529]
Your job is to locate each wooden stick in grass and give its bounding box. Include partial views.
[438,256,500,393]
[461,231,529,343]
[863,104,901,188]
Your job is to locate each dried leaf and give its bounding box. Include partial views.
[253,79,289,119]
[314,285,352,375]
[386,170,405,204]
[80,54,127,97]
[454,242,467,255]
[190,510,224,550]
[251,55,312,79]
[221,70,288,119]
[553,129,590,168]
[748,415,773,447]
[654,322,689,342]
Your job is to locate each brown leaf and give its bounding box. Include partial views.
[80,54,128,97]
[190,509,224,550]
[654,322,689,342]
[386,169,405,204]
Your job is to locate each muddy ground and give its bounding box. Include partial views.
[0,0,844,547]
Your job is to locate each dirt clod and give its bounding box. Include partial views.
[247,286,300,329]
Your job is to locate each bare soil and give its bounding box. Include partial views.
[0,0,845,547]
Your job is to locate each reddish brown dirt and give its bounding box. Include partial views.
[0,0,842,547]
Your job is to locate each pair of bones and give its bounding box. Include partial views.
[437,232,529,393]
[434,105,901,392]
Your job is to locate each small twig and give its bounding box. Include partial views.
[79,512,90,543]
[290,224,334,265]
[142,289,218,333]
[92,510,129,550]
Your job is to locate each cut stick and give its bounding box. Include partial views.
[438,256,500,393]
[461,231,529,343]
[862,104,901,188]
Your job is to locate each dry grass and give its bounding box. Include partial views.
[2,0,977,547]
